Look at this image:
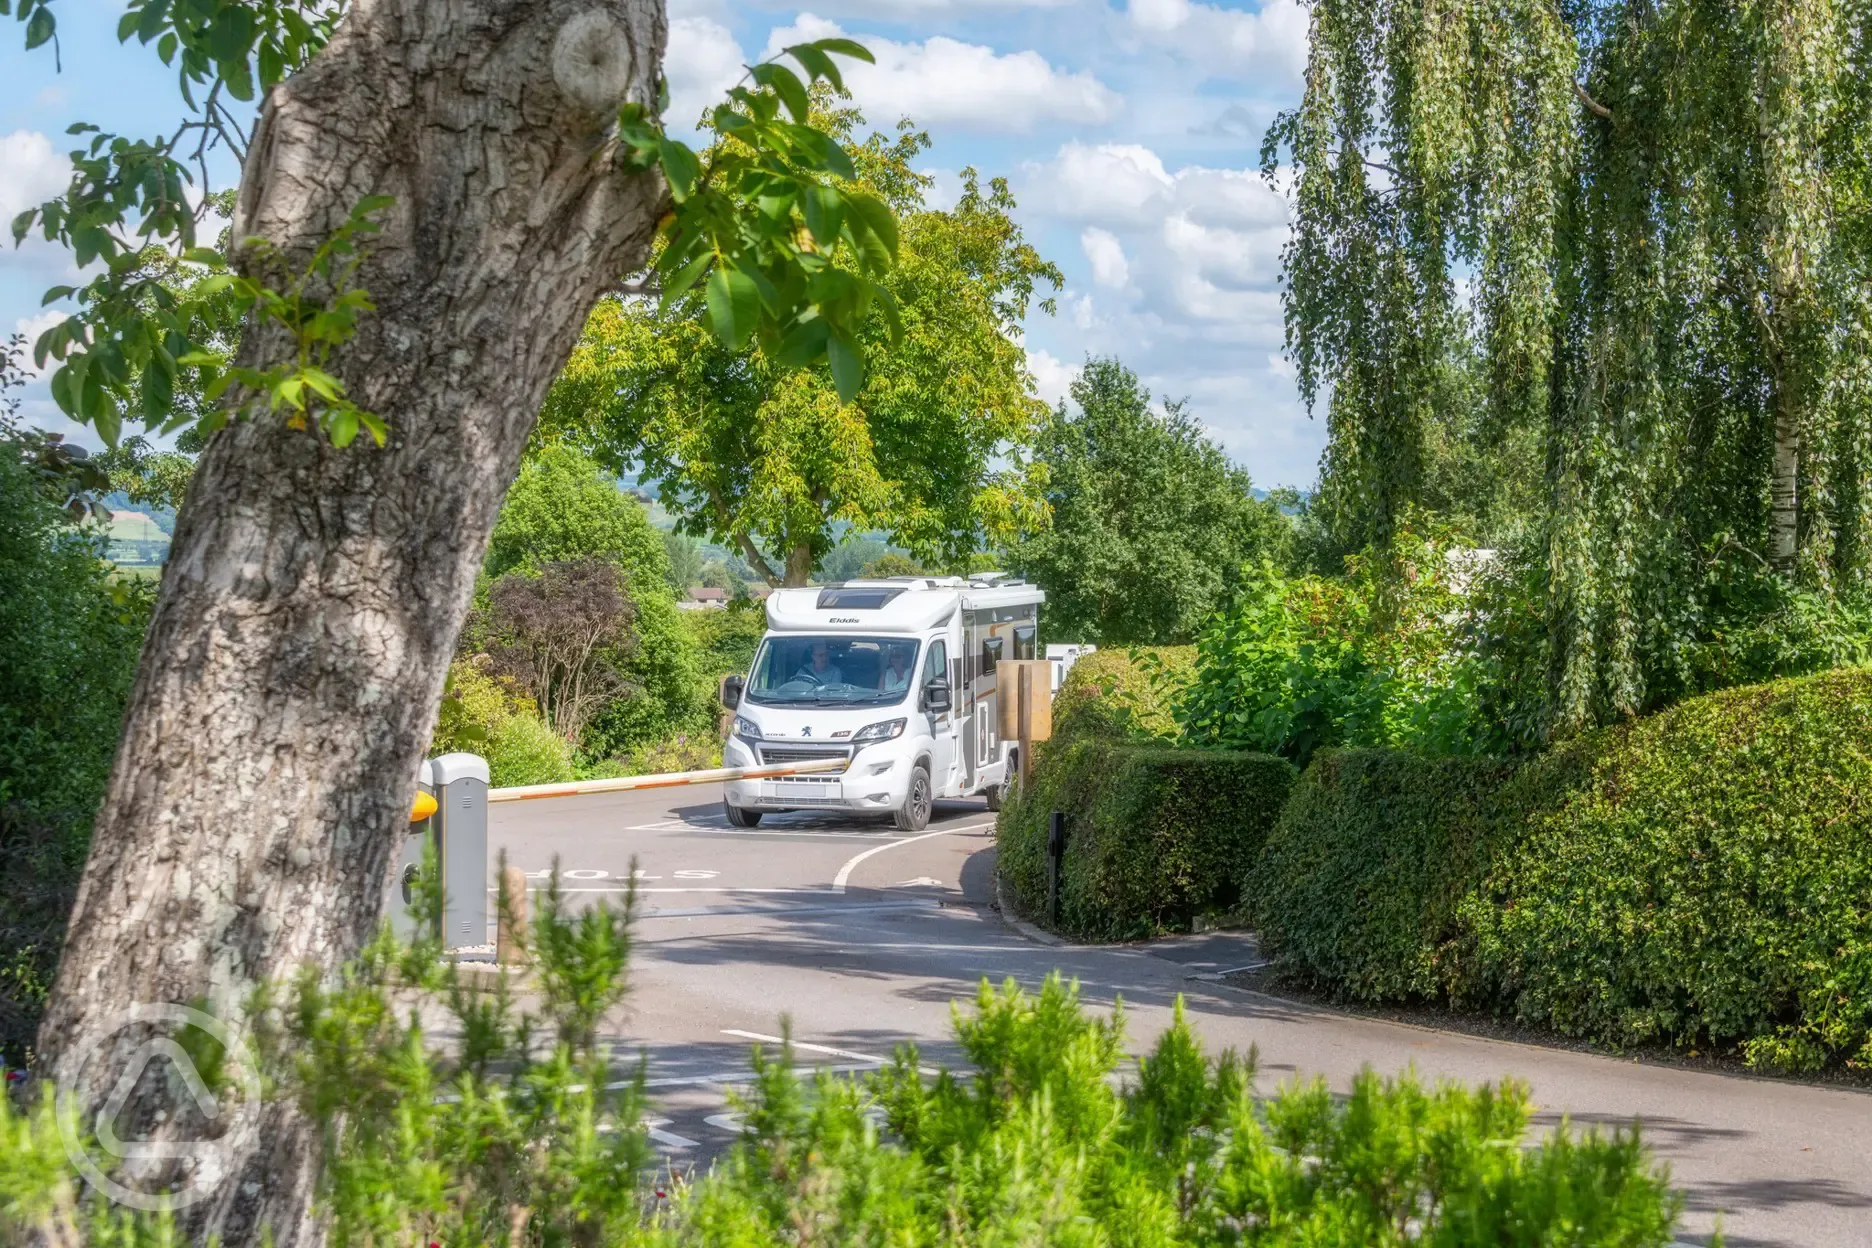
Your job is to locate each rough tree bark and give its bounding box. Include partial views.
[33,0,668,1241]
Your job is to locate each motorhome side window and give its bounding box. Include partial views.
[981,635,1004,670]
[923,640,947,688]
[1014,624,1036,660]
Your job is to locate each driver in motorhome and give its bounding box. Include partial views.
[794,641,843,685]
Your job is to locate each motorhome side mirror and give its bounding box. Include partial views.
[923,678,951,713]
[721,674,743,709]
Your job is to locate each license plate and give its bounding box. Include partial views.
[763,781,842,800]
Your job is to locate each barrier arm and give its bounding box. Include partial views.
[485,757,848,804]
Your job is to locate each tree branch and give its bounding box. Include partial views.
[737,534,783,586]
[1576,82,1613,120]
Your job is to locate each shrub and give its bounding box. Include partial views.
[1453,667,1872,1071]
[3,942,1691,1247]
[1049,645,1194,745]
[999,739,1295,940]
[1252,749,1524,1000]
[618,731,722,776]
[430,660,576,788]
[0,447,151,1064]
[1178,534,1496,764]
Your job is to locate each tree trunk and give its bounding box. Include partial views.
[33,1,667,1241]
[784,543,815,586]
[1770,390,1801,572]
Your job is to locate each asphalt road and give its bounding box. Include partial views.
[488,785,1872,1248]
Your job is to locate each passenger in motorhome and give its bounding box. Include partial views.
[794,641,843,686]
[880,645,914,695]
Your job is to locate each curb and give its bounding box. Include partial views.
[991,873,1068,947]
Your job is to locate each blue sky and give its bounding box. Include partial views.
[2,0,1325,489]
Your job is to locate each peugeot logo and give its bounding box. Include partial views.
[801,726,812,737]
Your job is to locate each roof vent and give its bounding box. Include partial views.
[815,586,907,610]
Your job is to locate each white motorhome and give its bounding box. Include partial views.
[719,574,1044,830]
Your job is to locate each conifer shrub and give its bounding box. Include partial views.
[3,923,1692,1247]
[999,739,1295,940]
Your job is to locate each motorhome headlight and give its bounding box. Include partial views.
[852,717,907,743]
[733,716,763,741]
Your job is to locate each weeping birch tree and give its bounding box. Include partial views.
[1269,0,1872,736]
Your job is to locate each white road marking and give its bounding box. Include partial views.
[723,1029,946,1078]
[831,821,990,893]
[643,1118,698,1150]
[893,876,943,888]
[673,869,720,879]
[723,1029,891,1066]
[616,1060,882,1091]
[704,1112,744,1133]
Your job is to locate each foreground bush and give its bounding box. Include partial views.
[1253,749,1523,1000]
[0,446,151,1064]
[1050,645,1195,744]
[1454,668,1872,1071]
[1257,667,1872,1071]
[2,895,1692,1246]
[1000,739,1294,940]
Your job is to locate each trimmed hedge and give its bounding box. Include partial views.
[1252,750,1523,1000]
[1454,669,1872,1070]
[1050,646,1194,745]
[1255,667,1872,1071]
[1000,739,1295,941]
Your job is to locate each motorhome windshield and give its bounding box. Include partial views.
[745,635,921,707]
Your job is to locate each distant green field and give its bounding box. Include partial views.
[106,508,170,567]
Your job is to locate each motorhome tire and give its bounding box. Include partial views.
[984,783,1004,812]
[895,765,933,831]
[723,801,763,828]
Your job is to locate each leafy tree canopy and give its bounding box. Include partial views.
[1271,0,1872,736]
[1007,357,1292,646]
[479,446,708,753]
[539,105,1062,586]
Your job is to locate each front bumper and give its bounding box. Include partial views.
[723,736,912,812]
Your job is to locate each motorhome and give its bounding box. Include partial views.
[718,574,1044,830]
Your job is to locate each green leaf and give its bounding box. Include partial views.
[827,330,863,403]
[845,192,899,261]
[659,250,713,311]
[803,185,844,248]
[40,284,74,305]
[657,138,701,201]
[135,0,168,45]
[776,315,831,367]
[327,407,360,448]
[705,264,762,351]
[808,37,874,64]
[141,356,174,421]
[24,6,53,49]
[750,62,811,123]
[785,43,843,94]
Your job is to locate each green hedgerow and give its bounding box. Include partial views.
[1000,739,1295,941]
[1452,667,1872,1071]
[1252,749,1524,1001]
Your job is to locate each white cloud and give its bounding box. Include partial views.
[1080,227,1130,288]
[663,16,749,133]
[0,130,67,229]
[1124,0,1309,85]
[762,15,1121,132]
[13,310,67,380]
[1020,142,1285,229]
[1026,348,1077,407]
